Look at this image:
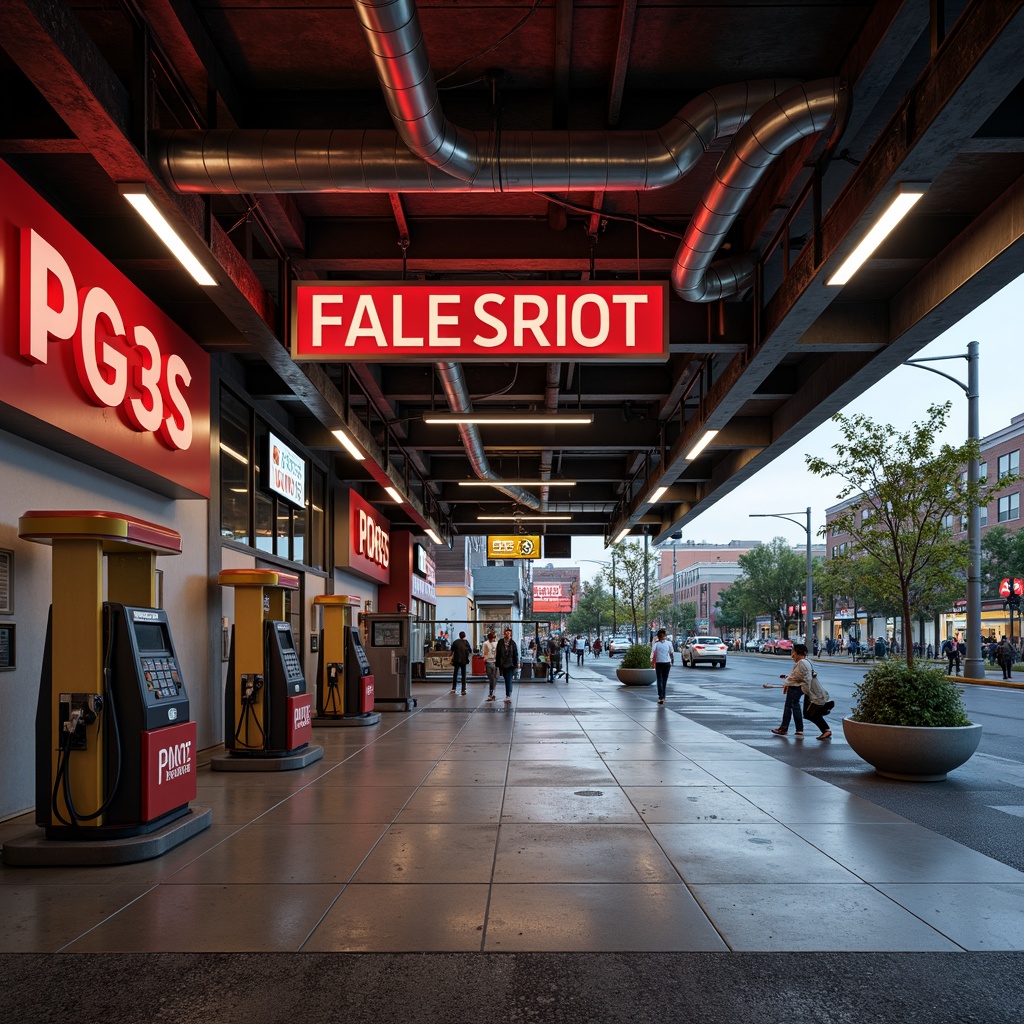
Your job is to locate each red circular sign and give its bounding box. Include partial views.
[1000,578,1011,597]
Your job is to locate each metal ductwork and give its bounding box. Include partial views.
[154,79,794,196]
[673,79,842,302]
[538,362,563,511]
[434,361,542,510]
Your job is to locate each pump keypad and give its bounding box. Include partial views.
[143,657,182,700]
[282,648,303,681]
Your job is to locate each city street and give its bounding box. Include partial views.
[584,651,1024,871]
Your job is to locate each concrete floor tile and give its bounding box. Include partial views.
[494,823,679,883]
[506,761,618,786]
[484,883,727,951]
[510,742,600,761]
[313,760,437,786]
[165,823,389,884]
[303,883,489,951]
[623,786,775,824]
[500,786,642,824]
[696,759,828,786]
[731,786,910,824]
[593,742,687,760]
[192,785,302,823]
[441,742,512,760]
[257,785,416,824]
[873,882,1024,949]
[421,759,508,786]
[396,786,505,823]
[605,760,721,787]
[790,823,1024,883]
[0,884,156,951]
[350,823,499,883]
[649,823,860,883]
[689,883,959,951]
[64,883,340,952]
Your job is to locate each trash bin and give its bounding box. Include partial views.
[472,654,485,675]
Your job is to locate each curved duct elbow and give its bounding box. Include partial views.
[351,0,481,181]
[672,79,842,302]
[434,362,542,510]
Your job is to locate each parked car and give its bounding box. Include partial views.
[744,638,762,651]
[607,635,632,656]
[681,635,729,668]
[765,638,794,655]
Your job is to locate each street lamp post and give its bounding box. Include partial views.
[904,341,982,679]
[750,508,813,648]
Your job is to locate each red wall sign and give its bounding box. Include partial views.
[292,282,668,361]
[0,160,211,498]
[337,489,392,584]
[533,582,574,613]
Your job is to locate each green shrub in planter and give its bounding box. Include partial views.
[850,659,971,727]
[620,644,652,670]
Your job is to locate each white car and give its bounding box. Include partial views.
[744,638,762,651]
[681,636,729,668]
[607,636,632,656]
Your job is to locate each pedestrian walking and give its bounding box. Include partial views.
[592,637,602,657]
[496,628,519,704]
[574,634,585,666]
[482,630,498,700]
[449,631,472,694]
[651,628,674,704]
[997,636,1014,680]
[770,642,833,739]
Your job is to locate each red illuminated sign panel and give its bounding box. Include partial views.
[0,160,210,498]
[141,721,197,821]
[286,694,313,750]
[338,489,391,584]
[292,282,668,361]
[533,582,574,613]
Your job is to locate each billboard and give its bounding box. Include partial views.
[532,581,574,613]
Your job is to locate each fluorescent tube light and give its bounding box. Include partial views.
[458,479,576,487]
[219,442,248,465]
[647,485,669,504]
[119,183,217,286]
[423,412,593,426]
[613,528,631,544]
[684,429,718,461]
[826,183,929,286]
[477,515,572,522]
[331,427,366,461]
[384,486,403,504]
[425,528,443,545]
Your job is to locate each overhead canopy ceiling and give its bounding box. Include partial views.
[2,0,1023,545]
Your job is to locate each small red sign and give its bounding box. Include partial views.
[359,675,375,714]
[141,721,197,822]
[292,282,668,361]
[1014,579,1024,596]
[286,693,313,750]
[1000,578,1011,597]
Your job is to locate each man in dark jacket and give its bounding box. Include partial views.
[997,636,1015,680]
[496,628,519,704]
[450,631,472,694]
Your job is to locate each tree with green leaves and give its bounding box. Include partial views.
[806,401,1003,669]
[736,537,806,634]
[602,540,661,640]
[715,579,759,638]
[564,579,615,637]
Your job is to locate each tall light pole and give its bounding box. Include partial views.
[904,341,982,679]
[750,508,813,647]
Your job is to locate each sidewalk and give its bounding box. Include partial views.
[4,666,1023,955]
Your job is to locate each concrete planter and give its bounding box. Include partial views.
[841,718,983,781]
[616,667,656,686]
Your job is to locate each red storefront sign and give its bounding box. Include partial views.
[533,582,574,613]
[291,282,668,361]
[337,489,391,584]
[0,160,211,498]
[140,721,198,822]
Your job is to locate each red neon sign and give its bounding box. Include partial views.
[291,282,669,361]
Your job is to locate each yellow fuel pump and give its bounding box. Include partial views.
[312,595,379,727]
[214,569,323,770]
[5,510,211,866]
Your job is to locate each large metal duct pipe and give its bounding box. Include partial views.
[672,79,842,302]
[434,362,542,510]
[538,362,563,511]
[154,80,793,196]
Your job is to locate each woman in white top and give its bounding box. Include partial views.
[482,630,499,701]
[651,629,675,704]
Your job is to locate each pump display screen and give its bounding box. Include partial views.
[134,622,171,653]
[372,621,403,647]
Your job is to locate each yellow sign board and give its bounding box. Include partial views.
[487,535,541,559]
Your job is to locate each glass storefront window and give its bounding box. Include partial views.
[220,391,250,542]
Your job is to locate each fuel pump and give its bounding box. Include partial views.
[361,612,417,711]
[215,569,323,770]
[313,595,379,727]
[7,510,210,865]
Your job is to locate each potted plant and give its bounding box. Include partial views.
[841,659,982,781]
[615,643,656,686]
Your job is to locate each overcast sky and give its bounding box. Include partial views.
[548,271,1024,583]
